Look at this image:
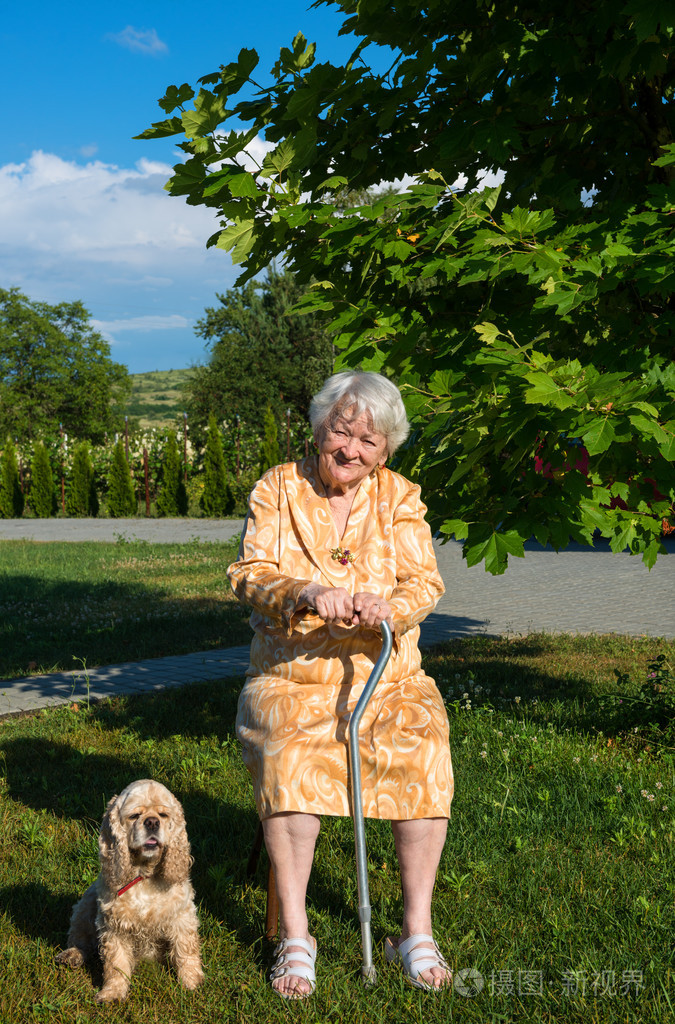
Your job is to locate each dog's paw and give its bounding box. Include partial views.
[55,947,84,969]
[95,986,127,1004]
[178,964,204,990]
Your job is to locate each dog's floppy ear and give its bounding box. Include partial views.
[99,792,133,888]
[159,802,193,885]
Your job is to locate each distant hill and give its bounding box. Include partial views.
[125,368,196,430]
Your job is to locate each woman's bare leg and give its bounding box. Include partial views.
[262,811,320,997]
[390,817,451,988]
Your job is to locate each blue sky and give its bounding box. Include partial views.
[0,1,366,374]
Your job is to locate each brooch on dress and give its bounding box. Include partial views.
[330,545,355,566]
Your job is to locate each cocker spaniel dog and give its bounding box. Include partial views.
[56,779,204,1003]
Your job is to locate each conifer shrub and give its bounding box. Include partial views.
[201,414,234,517]
[106,439,136,517]
[156,430,188,516]
[30,441,57,517]
[0,438,24,518]
[259,404,280,474]
[66,441,98,517]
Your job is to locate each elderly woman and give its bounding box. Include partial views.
[227,371,453,999]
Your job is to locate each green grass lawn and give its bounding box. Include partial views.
[1,631,674,1022]
[0,538,250,679]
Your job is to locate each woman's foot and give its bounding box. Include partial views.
[269,935,317,999]
[385,933,452,990]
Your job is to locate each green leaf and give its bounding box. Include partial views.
[652,143,675,168]
[658,420,675,461]
[440,519,469,540]
[628,414,668,443]
[464,528,525,574]
[484,184,502,212]
[165,158,208,198]
[285,87,318,121]
[473,321,502,345]
[134,116,183,140]
[215,219,256,263]
[610,518,638,554]
[603,242,634,257]
[630,401,660,417]
[262,133,316,177]
[217,48,259,89]
[181,89,229,139]
[524,373,576,410]
[227,173,260,199]
[581,418,617,455]
[158,83,195,114]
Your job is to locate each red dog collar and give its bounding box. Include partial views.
[117,875,144,897]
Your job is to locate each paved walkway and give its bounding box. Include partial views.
[1,519,672,718]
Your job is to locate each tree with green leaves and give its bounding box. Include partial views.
[140,3,675,572]
[0,287,130,443]
[30,441,57,518]
[201,414,234,516]
[185,267,333,434]
[259,404,281,475]
[156,430,188,516]
[107,440,136,518]
[0,438,24,518]
[66,442,98,517]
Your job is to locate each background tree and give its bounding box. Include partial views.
[106,440,136,518]
[0,439,24,518]
[156,430,188,516]
[259,404,281,474]
[140,3,675,572]
[66,442,98,517]
[200,414,233,516]
[184,267,332,435]
[30,441,57,518]
[0,288,130,443]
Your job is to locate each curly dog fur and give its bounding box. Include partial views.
[56,779,204,1003]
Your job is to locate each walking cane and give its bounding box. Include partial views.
[348,619,393,985]
[248,619,394,974]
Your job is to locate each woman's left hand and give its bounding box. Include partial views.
[352,592,393,630]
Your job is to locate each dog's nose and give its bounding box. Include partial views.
[144,816,160,833]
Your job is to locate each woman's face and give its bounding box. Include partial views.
[317,407,388,495]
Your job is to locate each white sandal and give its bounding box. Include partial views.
[269,937,316,1000]
[385,933,452,991]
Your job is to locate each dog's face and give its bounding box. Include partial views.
[99,779,191,887]
[116,780,182,865]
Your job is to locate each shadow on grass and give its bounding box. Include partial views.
[0,573,252,680]
[422,633,673,742]
[0,692,359,961]
[1,882,78,945]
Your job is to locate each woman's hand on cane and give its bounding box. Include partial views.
[300,584,391,630]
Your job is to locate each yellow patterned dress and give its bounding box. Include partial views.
[227,457,454,821]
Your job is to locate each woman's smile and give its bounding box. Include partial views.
[318,411,387,494]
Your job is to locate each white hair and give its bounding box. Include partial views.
[309,371,410,456]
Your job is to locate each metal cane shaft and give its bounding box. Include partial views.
[348,621,393,983]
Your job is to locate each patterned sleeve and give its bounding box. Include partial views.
[388,480,445,638]
[227,468,312,635]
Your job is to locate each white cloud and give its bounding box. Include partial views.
[241,136,276,173]
[108,26,168,56]
[0,150,222,269]
[0,150,234,371]
[92,314,190,340]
